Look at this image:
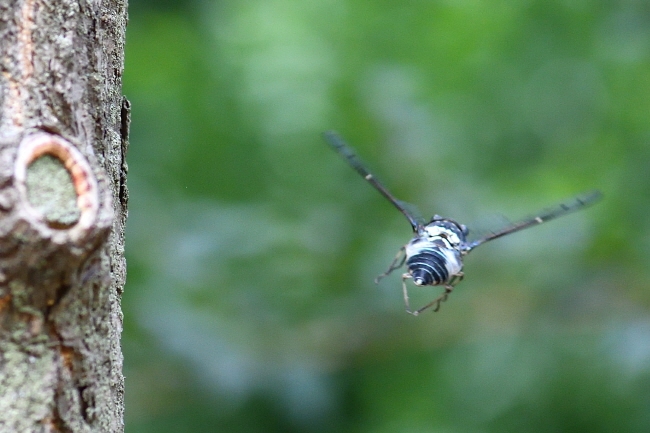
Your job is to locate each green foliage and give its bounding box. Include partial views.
[124,0,650,431]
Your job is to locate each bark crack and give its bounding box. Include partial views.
[2,0,38,129]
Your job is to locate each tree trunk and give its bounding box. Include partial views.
[0,0,128,431]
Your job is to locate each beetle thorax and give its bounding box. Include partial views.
[423,223,462,247]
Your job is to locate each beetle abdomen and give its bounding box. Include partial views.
[406,247,449,286]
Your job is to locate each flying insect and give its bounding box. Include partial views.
[324,131,601,315]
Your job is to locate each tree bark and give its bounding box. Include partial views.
[0,1,128,432]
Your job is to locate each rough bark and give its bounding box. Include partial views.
[0,0,128,432]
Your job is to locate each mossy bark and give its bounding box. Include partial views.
[0,1,128,431]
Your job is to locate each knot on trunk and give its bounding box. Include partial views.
[0,131,113,315]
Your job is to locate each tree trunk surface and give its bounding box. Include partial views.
[0,1,128,432]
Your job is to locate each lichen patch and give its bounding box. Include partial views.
[26,154,80,228]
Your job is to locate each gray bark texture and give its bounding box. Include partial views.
[0,0,128,432]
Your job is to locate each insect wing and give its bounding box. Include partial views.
[464,190,602,252]
[324,131,425,232]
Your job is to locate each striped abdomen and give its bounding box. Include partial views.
[406,247,451,286]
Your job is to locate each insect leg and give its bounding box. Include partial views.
[401,273,414,315]
[411,285,455,316]
[375,246,406,283]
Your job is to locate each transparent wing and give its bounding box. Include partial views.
[465,213,514,244]
[463,190,602,252]
[398,200,426,229]
[323,131,425,232]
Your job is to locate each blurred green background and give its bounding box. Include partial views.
[123,1,650,432]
